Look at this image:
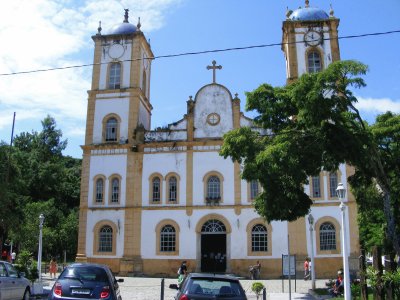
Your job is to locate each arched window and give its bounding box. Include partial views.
[251,224,268,252]
[168,176,177,202]
[109,63,121,89]
[99,225,113,252]
[207,176,220,200]
[95,178,104,203]
[250,180,259,200]
[152,177,161,202]
[311,175,321,198]
[201,219,226,233]
[308,52,322,73]
[111,178,119,203]
[105,118,118,142]
[320,222,336,250]
[160,225,175,252]
[329,173,338,198]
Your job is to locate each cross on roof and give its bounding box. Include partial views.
[206,60,222,83]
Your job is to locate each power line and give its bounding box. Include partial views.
[0,29,399,77]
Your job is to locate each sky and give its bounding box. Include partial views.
[0,0,399,158]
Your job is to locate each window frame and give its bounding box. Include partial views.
[108,174,121,204]
[307,50,323,73]
[165,173,180,204]
[108,62,122,89]
[155,220,180,256]
[93,221,117,256]
[93,175,106,205]
[315,217,341,255]
[246,218,272,256]
[203,171,224,204]
[149,173,163,204]
[102,114,121,143]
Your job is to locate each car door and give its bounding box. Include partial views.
[0,262,11,300]
[4,262,25,300]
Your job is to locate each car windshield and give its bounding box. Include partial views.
[187,278,244,297]
[60,266,108,282]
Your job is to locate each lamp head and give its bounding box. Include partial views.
[336,183,346,200]
[308,214,314,225]
[39,214,45,225]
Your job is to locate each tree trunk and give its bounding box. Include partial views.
[373,246,384,300]
[360,249,368,300]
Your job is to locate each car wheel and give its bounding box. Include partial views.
[23,288,31,300]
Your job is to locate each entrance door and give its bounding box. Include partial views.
[200,219,227,273]
[201,234,226,272]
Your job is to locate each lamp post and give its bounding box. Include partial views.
[308,214,316,290]
[38,214,44,281]
[336,183,351,300]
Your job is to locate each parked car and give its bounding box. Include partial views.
[0,260,31,300]
[48,263,124,300]
[169,273,247,300]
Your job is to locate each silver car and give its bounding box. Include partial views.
[0,261,31,300]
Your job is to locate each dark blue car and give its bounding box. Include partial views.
[48,263,123,300]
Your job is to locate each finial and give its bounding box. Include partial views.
[97,21,102,35]
[137,17,141,31]
[234,93,239,99]
[188,96,193,101]
[329,4,335,17]
[305,0,309,7]
[286,6,293,19]
[123,8,129,23]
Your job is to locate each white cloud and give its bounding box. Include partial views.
[0,0,183,144]
[355,96,400,114]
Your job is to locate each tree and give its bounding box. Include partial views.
[220,60,400,256]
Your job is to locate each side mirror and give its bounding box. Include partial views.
[169,284,179,290]
[116,278,124,283]
[19,272,26,278]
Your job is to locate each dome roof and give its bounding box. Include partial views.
[108,22,137,35]
[289,7,329,21]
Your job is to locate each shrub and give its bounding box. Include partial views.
[251,282,265,300]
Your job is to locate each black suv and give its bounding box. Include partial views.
[169,273,247,300]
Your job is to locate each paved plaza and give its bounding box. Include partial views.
[41,273,330,300]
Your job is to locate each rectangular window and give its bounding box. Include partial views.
[252,233,268,252]
[329,173,338,198]
[312,176,321,198]
[250,180,259,200]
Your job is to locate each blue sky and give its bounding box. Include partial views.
[0,0,399,158]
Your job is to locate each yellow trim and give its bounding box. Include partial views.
[310,173,324,200]
[246,218,272,256]
[315,217,341,255]
[93,220,118,256]
[92,175,106,205]
[108,173,122,205]
[148,172,163,204]
[202,171,224,203]
[195,214,232,234]
[102,113,121,143]
[305,47,324,73]
[106,61,123,90]
[165,172,180,204]
[155,219,180,256]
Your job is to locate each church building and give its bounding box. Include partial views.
[76,2,360,278]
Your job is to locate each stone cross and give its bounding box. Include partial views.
[207,60,222,83]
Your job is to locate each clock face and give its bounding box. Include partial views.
[304,30,322,47]
[108,44,125,59]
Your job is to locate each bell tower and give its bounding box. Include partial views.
[76,9,153,274]
[282,1,340,84]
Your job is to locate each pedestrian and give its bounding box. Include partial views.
[11,251,16,264]
[177,260,188,287]
[255,260,261,279]
[49,257,58,279]
[304,257,310,280]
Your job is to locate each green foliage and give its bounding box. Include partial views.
[14,250,39,283]
[251,282,265,299]
[1,115,81,261]
[221,60,400,255]
[351,282,361,299]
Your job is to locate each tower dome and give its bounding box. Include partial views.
[289,6,329,21]
[108,9,137,35]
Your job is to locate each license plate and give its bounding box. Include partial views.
[71,289,91,295]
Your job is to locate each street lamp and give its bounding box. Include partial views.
[336,183,351,300]
[38,214,44,281]
[308,213,316,290]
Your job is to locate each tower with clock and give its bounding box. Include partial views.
[76,2,359,279]
[282,1,340,83]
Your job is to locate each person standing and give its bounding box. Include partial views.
[49,258,58,279]
[304,258,310,280]
[177,261,188,287]
[11,251,16,264]
[255,261,261,279]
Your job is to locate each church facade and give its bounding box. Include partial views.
[76,3,360,278]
